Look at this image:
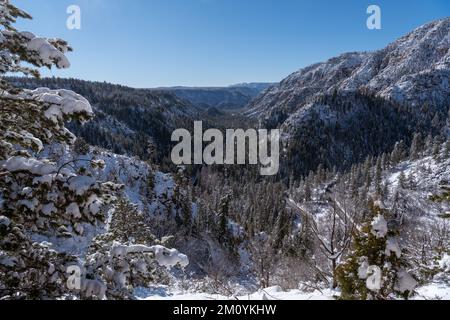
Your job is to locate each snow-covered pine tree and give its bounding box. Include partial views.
[409,133,422,160]
[83,199,188,299]
[0,0,125,299]
[0,1,188,300]
[390,140,406,165]
[398,171,407,189]
[374,157,382,196]
[172,165,193,232]
[335,201,417,300]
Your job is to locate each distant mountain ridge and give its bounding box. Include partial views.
[157,82,275,110]
[8,76,200,162]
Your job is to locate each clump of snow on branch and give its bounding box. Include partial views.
[439,254,450,273]
[22,32,70,68]
[394,270,418,294]
[365,266,382,291]
[0,0,127,300]
[3,156,55,175]
[110,243,189,269]
[357,257,370,279]
[21,88,92,120]
[385,238,402,258]
[371,214,388,238]
[0,1,71,77]
[79,240,188,299]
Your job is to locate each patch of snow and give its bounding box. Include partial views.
[439,254,450,272]
[0,251,18,267]
[110,242,189,269]
[358,257,369,279]
[41,202,57,216]
[394,270,417,293]
[140,285,338,300]
[68,176,95,196]
[24,34,70,68]
[2,156,56,175]
[371,215,388,238]
[66,202,81,219]
[0,216,11,228]
[414,282,450,300]
[385,238,402,258]
[366,266,382,291]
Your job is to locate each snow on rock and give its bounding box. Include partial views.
[371,215,388,238]
[247,18,450,126]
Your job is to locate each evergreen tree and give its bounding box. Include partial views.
[374,157,383,196]
[409,133,422,160]
[432,136,442,160]
[398,171,407,189]
[391,141,406,164]
[0,1,122,298]
[381,152,390,170]
[444,138,450,159]
[217,192,232,243]
[336,202,416,300]
[424,134,433,154]
[0,2,187,299]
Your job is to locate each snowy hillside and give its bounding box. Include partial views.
[285,137,450,300]
[246,17,450,124]
[8,77,200,161]
[243,18,450,178]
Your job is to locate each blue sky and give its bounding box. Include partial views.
[12,0,450,88]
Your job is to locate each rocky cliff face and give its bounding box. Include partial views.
[247,17,450,127]
[245,18,450,177]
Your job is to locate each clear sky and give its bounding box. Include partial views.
[12,0,450,88]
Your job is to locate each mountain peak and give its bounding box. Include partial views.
[246,17,450,123]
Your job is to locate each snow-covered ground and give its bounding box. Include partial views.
[414,282,450,300]
[137,285,337,301]
[136,283,450,300]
